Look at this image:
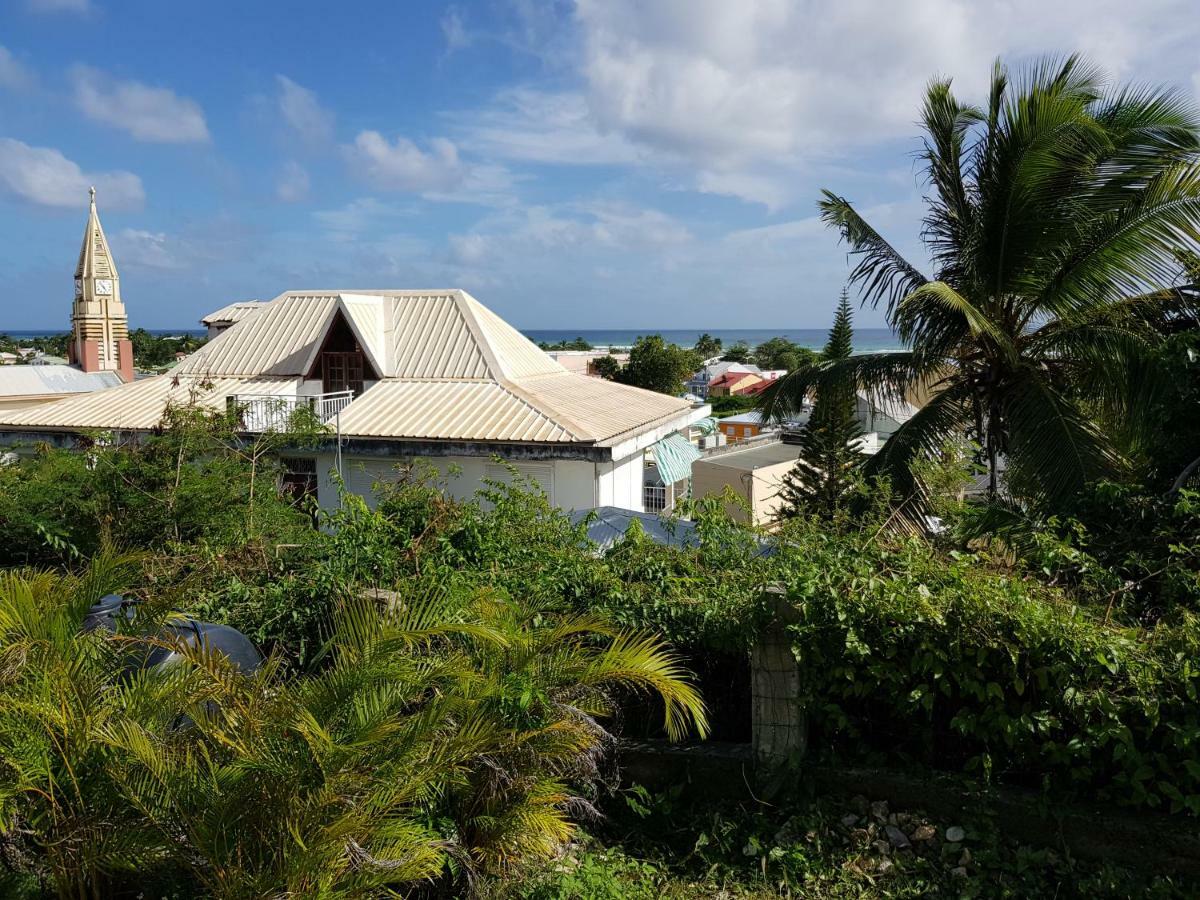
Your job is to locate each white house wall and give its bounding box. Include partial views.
[303,451,644,513]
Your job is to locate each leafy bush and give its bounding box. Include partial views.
[772,517,1200,814]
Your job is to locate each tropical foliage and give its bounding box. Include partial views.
[615,335,701,395]
[762,56,1200,509]
[0,552,706,897]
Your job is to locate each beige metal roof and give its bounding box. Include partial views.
[335,380,575,443]
[0,375,298,431]
[182,295,339,376]
[513,373,694,443]
[1,289,697,448]
[387,293,490,379]
[463,293,564,380]
[183,290,567,383]
[200,300,267,326]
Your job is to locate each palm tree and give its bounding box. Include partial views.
[108,581,707,894]
[0,550,192,899]
[762,56,1200,508]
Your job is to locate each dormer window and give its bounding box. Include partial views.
[307,309,378,395]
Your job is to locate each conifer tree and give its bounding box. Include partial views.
[775,291,864,521]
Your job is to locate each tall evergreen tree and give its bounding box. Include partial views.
[775,292,864,521]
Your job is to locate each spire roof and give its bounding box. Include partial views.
[75,186,118,280]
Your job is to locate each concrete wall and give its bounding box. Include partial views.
[691,456,793,525]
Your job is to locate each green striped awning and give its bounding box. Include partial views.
[652,432,703,485]
[692,416,718,436]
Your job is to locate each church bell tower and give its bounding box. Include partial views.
[69,187,133,382]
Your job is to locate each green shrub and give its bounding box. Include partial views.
[773,518,1200,814]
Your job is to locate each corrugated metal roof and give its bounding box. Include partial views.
[515,372,691,442]
[1,289,698,447]
[387,293,491,379]
[335,380,575,443]
[180,295,338,377]
[463,293,564,380]
[0,375,298,430]
[200,301,267,325]
[0,365,123,397]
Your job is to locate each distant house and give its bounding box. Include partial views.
[691,441,801,525]
[543,349,630,377]
[687,360,788,399]
[201,301,268,339]
[718,410,772,443]
[687,361,760,399]
[0,290,710,514]
[0,353,18,366]
[708,371,766,397]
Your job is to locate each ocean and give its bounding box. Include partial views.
[3,327,904,352]
[522,328,902,352]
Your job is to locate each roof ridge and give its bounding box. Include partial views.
[452,289,505,382]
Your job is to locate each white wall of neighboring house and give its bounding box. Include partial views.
[299,448,647,514]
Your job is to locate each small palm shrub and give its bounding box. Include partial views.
[0,559,707,897]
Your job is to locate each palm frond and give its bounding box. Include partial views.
[818,191,929,316]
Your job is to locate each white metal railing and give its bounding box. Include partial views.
[228,391,354,432]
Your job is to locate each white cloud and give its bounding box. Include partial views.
[0,47,34,91]
[114,229,182,269]
[26,0,88,11]
[312,197,415,241]
[276,160,310,202]
[71,66,210,143]
[448,200,691,268]
[276,75,334,144]
[574,0,1200,164]
[343,131,465,193]
[0,137,144,209]
[448,232,490,265]
[441,7,472,51]
[450,0,1200,207]
[444,88,640,166]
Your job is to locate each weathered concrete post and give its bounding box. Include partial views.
[751,585,806,768]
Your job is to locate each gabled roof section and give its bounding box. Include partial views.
[179,294,339,376]
[75,188,117,280]
[335,295,388,378]
[460,292,565,380]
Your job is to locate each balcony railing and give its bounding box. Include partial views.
[227,390,354,432]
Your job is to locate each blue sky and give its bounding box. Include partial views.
[2,0,1200,330]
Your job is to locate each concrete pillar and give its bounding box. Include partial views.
[751,586,806,767]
